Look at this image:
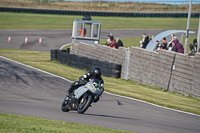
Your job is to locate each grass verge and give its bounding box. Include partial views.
[0,12,199,30]
[0,47,200,115]
[1,1,200,12]
[0,113,131,133]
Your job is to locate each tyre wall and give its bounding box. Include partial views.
[1,7,199,18]
[70,42,128,78]
[51,50,121,78]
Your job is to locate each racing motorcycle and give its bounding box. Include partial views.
[61,78,102,114]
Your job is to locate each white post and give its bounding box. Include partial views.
[181,33,183,43]
[184,0,192,54]
[197,15,200,53]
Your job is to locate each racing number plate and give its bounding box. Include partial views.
[88,83,94,90]
[87,83,100,91]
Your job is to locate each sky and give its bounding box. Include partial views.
[62,0,200,5]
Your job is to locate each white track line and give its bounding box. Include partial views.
[1,55,200,117]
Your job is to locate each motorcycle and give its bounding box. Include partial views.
[61,78,102,114]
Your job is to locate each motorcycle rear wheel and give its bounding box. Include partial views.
[77,94,93,114]
[61,99,70,112]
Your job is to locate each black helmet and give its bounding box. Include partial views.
[92,67,102,79]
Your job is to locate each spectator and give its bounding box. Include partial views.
[167,34,175,51]
[105,35,111,46]
[110,36,116,48]
[79,25,87,37]
[172,39,184,54]
[186,39,198,56]
[193,39,198,51]
[149,35,155,43]
[154,40,162,52]
[105,38,111,46]
[186,44,195,56]
[150,35,155,41]
[115,37,123,49]
[140,33,149,49]
[162,37,167,50]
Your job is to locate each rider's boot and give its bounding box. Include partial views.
[66,86,74,97]
[66,81,79,98]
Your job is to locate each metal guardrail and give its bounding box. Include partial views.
[0,7,199,18]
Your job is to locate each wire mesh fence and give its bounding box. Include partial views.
[0,0,199,12]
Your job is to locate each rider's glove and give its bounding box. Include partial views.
[79,77,87,85]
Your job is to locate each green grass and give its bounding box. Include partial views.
[0,12,199,30]
[0,113,131,133]
[0,47,200,115]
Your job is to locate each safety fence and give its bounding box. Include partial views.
[70,42,200,99]
[50,49,121,78]
[0,7,200,18]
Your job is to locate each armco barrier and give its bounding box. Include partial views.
[51,50,121,78]
[0,7,199,18]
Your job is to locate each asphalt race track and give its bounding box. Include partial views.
[0,56,200,133]
[0,29,197,52]
[0,29,200,132]
[0,29,168,52]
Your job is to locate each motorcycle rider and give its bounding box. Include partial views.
[66,67,104,100]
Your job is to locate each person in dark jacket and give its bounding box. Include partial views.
[162,37,167,50]
[140,33,149,49]
[105,35,111,46]
[186,39,198,56]
[115,37,123,49]
[172,39,184,53]
[110,36,116,48]
[66,67,104,100]
[154,40,162,52]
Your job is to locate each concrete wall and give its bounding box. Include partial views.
[169,53,200,98]
[70,42,128,78]
[192,54,200,98]
[128,47,175,89]
[70,42,200,98]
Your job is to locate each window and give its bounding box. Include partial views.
[76,22,92,38]
[84,23,92,38]
[76,22,84,37]
[93,24,99,38]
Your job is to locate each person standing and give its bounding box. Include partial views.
[172,39,184,54]
[186,39,199,56]
[105,35,111,46]
[79,25,87,37]
[115,37,123,49]
[154,40,162,52]
[109,36,116,48]
[140,33,149,49]
[167,34,175,51]
[162,37,167,50]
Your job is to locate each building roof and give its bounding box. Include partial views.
[74,19,103,24]
[146,30,195,51]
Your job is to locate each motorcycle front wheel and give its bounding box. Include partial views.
[77,94,93,114]
[61,99,70,112]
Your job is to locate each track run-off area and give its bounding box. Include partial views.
[0,56,200,133]
[0,29,200,133]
